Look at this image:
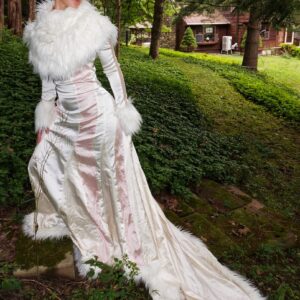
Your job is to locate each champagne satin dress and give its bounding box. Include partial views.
[21,0,266,299]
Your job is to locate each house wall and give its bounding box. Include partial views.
[175,10,287,53]
[176,23,230,52]
[223,10,249,46]
[193,24,230,52]
[294,32,300,46]
[262,28,284,48]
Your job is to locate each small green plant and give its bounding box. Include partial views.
[71,254,151,299]
[269,283,297,300]
[256,243,284,261]
[85,253,139,282]
[0,262,22,297]
[128,33,136,44]
[280,42,300,59]
[180,26,197,52]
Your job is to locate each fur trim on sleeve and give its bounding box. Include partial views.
[114,97,143,136]
[35,98,57,132]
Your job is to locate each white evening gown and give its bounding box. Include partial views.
[22,49,266,300]
[21,1,266,299]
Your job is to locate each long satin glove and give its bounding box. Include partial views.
[35,78,57,141]
[97,41,142,136]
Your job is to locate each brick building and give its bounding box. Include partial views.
[175,8,296,53]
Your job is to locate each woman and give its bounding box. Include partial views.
[21,0,266,299]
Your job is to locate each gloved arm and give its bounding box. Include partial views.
[97,41,142,136]
[35,78,57,133]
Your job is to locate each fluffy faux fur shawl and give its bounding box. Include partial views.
[23,0,118,81]
[23,0,142,137]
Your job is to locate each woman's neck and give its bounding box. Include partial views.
[52,5,67,11]
[52,1,68,11]
[52,0,81,11]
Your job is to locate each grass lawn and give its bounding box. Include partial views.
[176,53,300,93]
[158,48,300,216]
[183,51,300,96]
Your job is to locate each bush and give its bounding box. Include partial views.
[0,27,39,206]
[71,254,148,299]
[180,26,197,52]
[280,43,300,58]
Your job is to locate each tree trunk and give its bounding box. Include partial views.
[149,0,165,59]
[242,6,260,70]
[28,0,36,21]
[0,0,4,30]
[7,0,22,36]
[115,0,121,58]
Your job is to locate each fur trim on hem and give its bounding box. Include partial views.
[22,212,70,240]
[130,260,185,300]
[72,250,184,300]
[173,223,267,300]
[114,96,143,136]
[35,99,57,132]
[72,244,102,280]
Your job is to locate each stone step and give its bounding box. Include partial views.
[13,250,75,279]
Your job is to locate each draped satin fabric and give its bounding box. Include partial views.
[25,53,266,300]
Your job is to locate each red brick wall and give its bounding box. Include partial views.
[175,10,286,52]
[223,11,249,45]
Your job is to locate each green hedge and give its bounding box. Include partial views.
[0,28,39,206]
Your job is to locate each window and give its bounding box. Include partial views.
[195,33,204,43]
[285,29,295,44]
[260,23,270,40]
[203,25,216,41]
[205,26,214,34]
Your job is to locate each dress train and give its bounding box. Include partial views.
[22,95,266,299]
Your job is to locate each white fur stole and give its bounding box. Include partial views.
[22,0,118,81]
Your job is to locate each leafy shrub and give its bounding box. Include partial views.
[0,261,23,299]
[129,33,137,44]
[280,43,300,58]
[71,254,149,299]
[0,27,39,206]
[180,26,197,52]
